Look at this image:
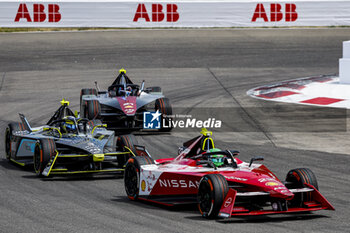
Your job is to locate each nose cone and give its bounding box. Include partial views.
[117,97,137,116]
[262,180,294,200]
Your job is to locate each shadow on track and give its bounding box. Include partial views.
[185,213,329,223]
[0,159,32,172]
[21,173,124,181]
[112,195,199,214]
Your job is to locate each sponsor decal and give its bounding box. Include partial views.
[224,176,248,182]
[158,179,199,188]
[224,197,233,208]
[15,3,61,23]
[124,103,134,109]
[265,182,280,186]
[134,4,179,22]
[258,178,276,183]
[141,180,146,191]
[252,3,297,22]
[143,110,161,129]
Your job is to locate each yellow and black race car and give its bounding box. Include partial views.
[4,99,143,177]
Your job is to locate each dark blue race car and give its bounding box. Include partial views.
[5,99,141,177]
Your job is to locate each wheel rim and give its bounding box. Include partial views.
[33,144,42,173]
[5,128,11,159]
[124,164,139,198]
[198,181,213,215]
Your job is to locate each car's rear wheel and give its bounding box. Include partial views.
[198,174,229,219]
[5,127,11,160]
[5,122,25,160]
[285,168,318,206]
[155,98,172,132]
[84,100,101,120]
[80,88,97,106]
[33,138,56,176]
[124,156,155,200]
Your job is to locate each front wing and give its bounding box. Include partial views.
[218,184,335,218]
[41,150,132,176]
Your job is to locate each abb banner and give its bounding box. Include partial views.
[1,0,350,27]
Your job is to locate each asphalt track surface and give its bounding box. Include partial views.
[0,29,349,233]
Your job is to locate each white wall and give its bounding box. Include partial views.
[1,1,350,27]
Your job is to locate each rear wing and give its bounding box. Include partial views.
[19,113,32,132]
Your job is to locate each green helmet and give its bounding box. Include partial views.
[209,148,224,167]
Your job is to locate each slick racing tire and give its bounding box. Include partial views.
[5,122,26,160]
[117,134,139,163]
[34,138,56,177]
[155,98,173,132]
[285,168,319,206]
[87,119,103,131]
[198,174,229,219]
[80,88,97,106]
[84,100,101,120]
[124,156,155,200]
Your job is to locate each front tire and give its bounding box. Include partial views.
[117,134,138,155]
[285,168,318,206]
[198,174,229,219]
[33,138,56,176]
[124,156,155,200]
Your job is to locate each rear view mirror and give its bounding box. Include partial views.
[249,156,264,167]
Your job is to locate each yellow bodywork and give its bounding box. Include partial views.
[200,128,212,136]
[93,154,104,162]
[60,98,70,106]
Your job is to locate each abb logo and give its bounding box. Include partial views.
[133,4,179,22]
[14,3,61,22]
[252,3,297,22]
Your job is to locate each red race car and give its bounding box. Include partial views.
[124,129,334,219]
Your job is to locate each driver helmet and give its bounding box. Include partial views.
[208,148,224,167]
[60,121,76,134]
[126,86,132,96]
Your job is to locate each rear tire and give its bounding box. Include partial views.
[124,156,155,200]
[198,174,229,219]
[5,122,25,160]
[285,168,318,206]
[84,100,101,120]
[155,98,173,132]
[80,88,97,106]
[33,138,56,176]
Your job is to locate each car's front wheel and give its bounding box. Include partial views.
[33,138,56,177]
[285,168,318,206]
[124,156,154,200]
[198,174,229,219]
